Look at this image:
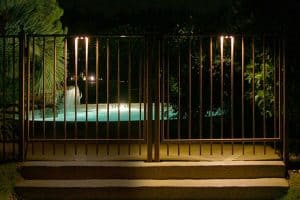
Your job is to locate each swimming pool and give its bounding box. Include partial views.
[30,103,176,122]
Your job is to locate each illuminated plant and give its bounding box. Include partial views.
[0,0,67,104]
[244,50,275,118]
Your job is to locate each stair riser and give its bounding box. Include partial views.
[21,165,285,179]
[15,187,288,200]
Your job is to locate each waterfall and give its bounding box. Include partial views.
[65,86,82,112]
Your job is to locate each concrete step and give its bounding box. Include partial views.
[15,178,289,200]
[19,161,286,179]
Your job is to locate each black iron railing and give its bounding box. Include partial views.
[0,32,287,162]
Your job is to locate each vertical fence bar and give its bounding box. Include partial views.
[230,36,234,155]
[52,37,56,155]
[282,38,287,163]
[117,39,120,155]
[252,38,256,154]
[278,38,282,158]
[106,38,110,155]
[63,37,67,155]
[42,37,46,155]
[128,40,131,155]
[209,37,213,155]
[95,38,99,155]
[220,36,224,155]
[241,36,245,154]
[166,43,170,156]
[138,55,142,156]
[144,38,148,157]
[273,36,277,153]
[2,37,6,160]
[74,37,78,155]
[144,38,147,144]
[177,46,181,156]
[188,37,192,155]
[12,37,16,158]
[25,37,31,159]
[262,36,266,154]
[199,38,203,155]
[154,38,161,162]
[85,37,89,155]
[161,39,165,157]
[26,37,30,156]
[31,37,35,155]
[146,36,152,162]
[19,30,26,161]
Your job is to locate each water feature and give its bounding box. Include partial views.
[30,103,176,122]
[65,85,82,112]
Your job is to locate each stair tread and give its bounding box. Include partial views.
[21,160,285,167]
[16,178,289,188]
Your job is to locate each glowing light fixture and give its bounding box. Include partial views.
[89,75,95,81]
[220,35,234,45]
[220,35,235,59]
[75,36,89,81]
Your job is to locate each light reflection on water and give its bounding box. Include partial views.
[30,103,176,122]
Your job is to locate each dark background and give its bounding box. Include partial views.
[58,0,300,34]
[57,0,300,151]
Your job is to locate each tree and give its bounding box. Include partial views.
[0,0,67,104]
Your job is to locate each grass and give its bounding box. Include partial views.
[280,170,300,200]
[0,162,19,200]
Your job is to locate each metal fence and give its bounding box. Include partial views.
[157,35,286,162]
[0,33,286,162]
[0,35,20,161]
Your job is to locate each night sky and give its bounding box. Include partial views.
[58,0,300,34]
[57,0,236,33]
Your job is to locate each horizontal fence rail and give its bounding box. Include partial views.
[0,33,288,162]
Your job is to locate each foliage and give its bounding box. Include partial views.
[0,115,18,141]
[279,171,300,200]
[244,50,275,118]
[0,163,18,196]
[168,23,232,119]
[0,0,67,104]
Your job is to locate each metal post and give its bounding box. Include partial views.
[209,37,213,155]
[63,37,67,155]
[199,38,203,155]
[220,36,224,155]
[128,40,132,155]
[2,37,6,160]
[18,29,26,161]
[252,38,256,154]
[146,36,153,162]
[263,36,266,154]
[241,36,245,154]
[95,38,99,155]
[282,38,287,163]
[230,36,234,155]
[188,37,192,155]
[106,38,110,155]
[154,38,160,162]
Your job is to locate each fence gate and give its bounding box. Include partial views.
[16,34,151,161]
[0,33,286,162]
[154,35,286,162]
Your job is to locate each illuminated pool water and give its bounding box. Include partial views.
[30,103,176,122]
